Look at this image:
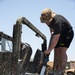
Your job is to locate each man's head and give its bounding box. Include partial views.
[40,8,52,23]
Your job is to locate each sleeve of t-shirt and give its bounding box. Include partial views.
[53,22,61,35]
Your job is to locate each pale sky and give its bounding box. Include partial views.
[0,0,75,61]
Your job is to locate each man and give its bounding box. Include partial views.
[40,8,74,72]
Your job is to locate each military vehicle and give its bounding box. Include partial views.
[0,17,49,75]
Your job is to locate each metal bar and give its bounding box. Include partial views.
[16,17,46,40]
[12,24,22,56]
[0,32,13,41]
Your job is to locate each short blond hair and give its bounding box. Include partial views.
[40,8,53,22]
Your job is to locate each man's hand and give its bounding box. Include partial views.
[44,50,50,55]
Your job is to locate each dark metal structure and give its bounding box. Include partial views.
[0,17,48,75]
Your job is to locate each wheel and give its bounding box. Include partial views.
[20,43,32,73]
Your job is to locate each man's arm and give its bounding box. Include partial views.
[44,34,60,55]
[48,34,60,50]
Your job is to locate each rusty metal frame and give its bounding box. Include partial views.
[0,17,48,75]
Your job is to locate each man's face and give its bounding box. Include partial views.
[40,14,48,23]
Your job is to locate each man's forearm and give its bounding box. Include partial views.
[48,34,54,49]
[48,34,60,51]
